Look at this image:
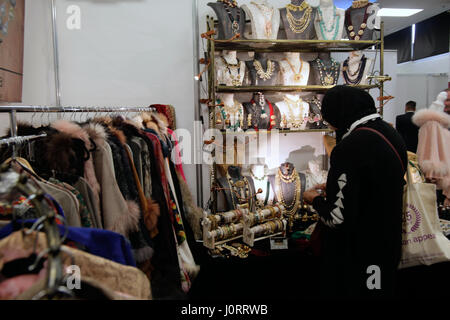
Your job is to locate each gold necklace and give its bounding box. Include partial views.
[284,96,306,128]
[352,0,369,9]
[275,168,301,217]
[222,57,242,86]
[285,2,313,34]
[250,1,275,37]
[283,58,304,82]
[253,60,274,80]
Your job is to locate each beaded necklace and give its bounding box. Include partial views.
[345,3,370,41]
[315,58,339,86]
[317,5,340,40]
[217,98,243,131]
[221,1,241,35]
[222,57,243,86]
[342,55,367,85]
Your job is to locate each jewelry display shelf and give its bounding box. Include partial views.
[216,84,379,93]
[213,39,381,53]
[204,13,389,215]
[219,128,333,134]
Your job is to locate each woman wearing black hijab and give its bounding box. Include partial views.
[303,86,408,298]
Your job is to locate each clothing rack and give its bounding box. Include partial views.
[0,134,47,147]
[0,105,155,157]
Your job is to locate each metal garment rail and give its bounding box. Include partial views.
[1,105,155,157]
[0,134,48,147]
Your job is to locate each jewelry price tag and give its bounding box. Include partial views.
[270,237,288,250]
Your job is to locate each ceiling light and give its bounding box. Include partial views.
[377,8,423,17]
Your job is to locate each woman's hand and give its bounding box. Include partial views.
[303,188,322,205]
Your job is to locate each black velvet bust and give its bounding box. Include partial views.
[217,165,256,212]
[344,2,375,41]
[309,53,340,86]
[245,53,279,86]
[280,0,317,40]
[268,162,306,215]
[243,92,281,130]
[305,96,328,130]
[208,1,247,40]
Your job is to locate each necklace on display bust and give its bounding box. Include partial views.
[227,172,253,207]
[352,0,369,9]
[250,1,275,38]
[250,167,267,181]
[219,0,238,8]
[283,57,304,82]
[222,57,242,86]
[217,99,243,131]
[220,0,241,35]
[317,5,340,40]
[346,3,370,40]
[342,54,367,85]
[250,98,277,128]
[315,58,339,86]
[253,59,275,81]
[275,167,301,217]
[285,2,313,34]
[284,96,306,128]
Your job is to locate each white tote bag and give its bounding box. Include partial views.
[399,166,450,269]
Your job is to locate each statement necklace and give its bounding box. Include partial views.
[346,3,370,40]
[283,58,304,82]
[275,167,301,217]
[250,1,275,38]
[352,0,369,9]
[222,57,243,86]
[284,96,306,128]
[218,99,243,131]
[317,6,340,40]
[285,2,313,34]
[342,55,367,85]
[221,0,241,35]
[253,59,275,81]
[315,58,339,86]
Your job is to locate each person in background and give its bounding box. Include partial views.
[396,101,419,153]
[303,86,408,298]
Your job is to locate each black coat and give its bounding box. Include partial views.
[395,112,419,153]
[313,119,407,298]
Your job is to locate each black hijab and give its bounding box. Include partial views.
[321,85,377,142]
